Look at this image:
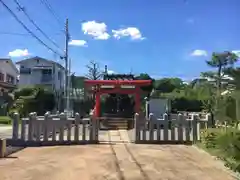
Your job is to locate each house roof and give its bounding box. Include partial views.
[15,56,65,69]
[0,58,19,73]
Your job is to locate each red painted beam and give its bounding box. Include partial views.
[84,80,152,86]
[91,88,140,94]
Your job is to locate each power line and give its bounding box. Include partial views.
[13,0,63,52]
[0,0,63,57]
[0,31,30,36]
[40,0,65,33]
[0,31,63,36]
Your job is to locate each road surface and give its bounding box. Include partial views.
[0,130,238,180]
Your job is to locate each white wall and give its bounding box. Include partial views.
[18,60,50,86]
[18,58,65,91]
[18,74,32,85]
[0,60,18,85]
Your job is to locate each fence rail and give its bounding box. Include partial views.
[8,111,213,146]
[134,113,211,144]
[9,112,99,146]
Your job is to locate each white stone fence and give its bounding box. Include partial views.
[10,112,98,146]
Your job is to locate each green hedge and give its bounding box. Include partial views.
[10,87,56,117]
[171,97,203,112]
[0,116,12,125]
[199,128,240,172]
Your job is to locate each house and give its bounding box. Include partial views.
[16,56,65,91]
[16,57,66,110]
[0,58,19,95]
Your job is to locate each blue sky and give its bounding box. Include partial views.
[0,0,239,80]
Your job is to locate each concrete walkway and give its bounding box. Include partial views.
[0,130,238,180]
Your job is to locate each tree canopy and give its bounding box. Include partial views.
[135,73,154,95]
[155,78,184,93]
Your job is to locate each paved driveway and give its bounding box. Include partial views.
[0,130,238,180]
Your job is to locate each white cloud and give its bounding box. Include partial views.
[8,49,30,57]
[112,27,145,40]
[107,70,115,74]
[232,50,240,57]
[190,50,208,57]
[69,40,87,46]
[82,21,110,40]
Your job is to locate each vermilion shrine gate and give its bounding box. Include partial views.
[84,79,152,118]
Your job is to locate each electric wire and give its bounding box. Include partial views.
[13,0,63,52]
[40,0,65,33]
[0,0,63,57]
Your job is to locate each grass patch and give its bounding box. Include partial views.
[197,128,240,173]
[0,116,12,125]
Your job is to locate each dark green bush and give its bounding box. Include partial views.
[14,87,36,99]
[200,129,219,149]
[217,130,240,161]
[10,87,56,116]
[200,128,240,172]
[171,97,203,112]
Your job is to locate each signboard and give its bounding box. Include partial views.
[149,98,171,118]
[100,85,115,88]
[120,85,135,89]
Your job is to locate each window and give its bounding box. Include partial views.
[42,69,52,75]
[0,88,3,96]
[58,71,62,80]
[0,73,4,81]
[20,68,31,74]
[6,74,14,84]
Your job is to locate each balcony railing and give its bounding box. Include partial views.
[0,81,16,88]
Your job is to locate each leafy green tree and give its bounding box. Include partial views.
[135,73,154,96]
[34,88,55,115]
[14,86,36,99]
[71,75,86,89]
[202,51,238,95]
[201,51,238,121]
[224,67,240,90]
[10,86,55,116]
[190,78,209,89]
[224,67,240,121]
[155,78,184,93]
[0,91,14,116]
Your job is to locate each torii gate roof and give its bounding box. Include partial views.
[84,80,152,87]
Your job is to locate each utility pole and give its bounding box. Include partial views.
[67,58,71,115]
[64,18,70,113]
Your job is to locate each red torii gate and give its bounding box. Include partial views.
[84,80,152,117]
